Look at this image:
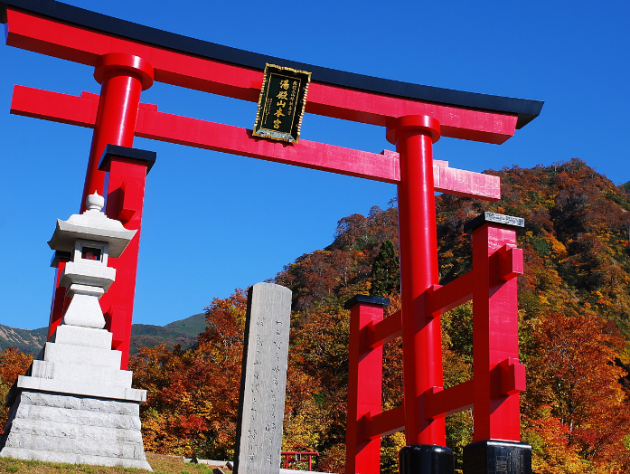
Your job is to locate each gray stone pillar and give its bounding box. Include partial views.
[234,282,292,474]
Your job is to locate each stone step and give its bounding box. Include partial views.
[51,325,113,350]
[15,376,146,403]
[30,360,133,388]
[7,418,143,445]
[3,432,145,459]
[10,399,142,430]
[13,390,140,415]
[41,342,121,369]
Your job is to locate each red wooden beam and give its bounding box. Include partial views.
[365,405,405,438]
[11,86,501,200]
[427,272,474,314]
[5,8,518,144]
[425,381,474,419]
[366,310,402,349]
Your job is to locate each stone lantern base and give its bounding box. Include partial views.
[0,391,150,469]
[0,325,152,471]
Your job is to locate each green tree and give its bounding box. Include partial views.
[369,239,400,297]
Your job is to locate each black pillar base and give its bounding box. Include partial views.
[399,444,454,474]
[463,440,531,474]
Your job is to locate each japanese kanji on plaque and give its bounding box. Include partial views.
[253,64,311,143]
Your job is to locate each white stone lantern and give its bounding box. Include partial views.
[0,192,151,470]
[47,192,135,330]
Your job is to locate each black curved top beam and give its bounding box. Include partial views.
[0,0,543,128]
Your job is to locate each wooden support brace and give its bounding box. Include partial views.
[366,310,402,349]
[427,272,474,314]
[425,381,475,419]
[365,405,406,438]
[498,245,524,281]
[500,358,527,396]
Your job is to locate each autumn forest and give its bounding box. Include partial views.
[1,158,630,473]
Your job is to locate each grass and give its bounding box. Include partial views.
[0,453,225,474]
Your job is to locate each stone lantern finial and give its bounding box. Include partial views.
[86,192,105,211]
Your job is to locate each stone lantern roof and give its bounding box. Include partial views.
[47,192,136,258]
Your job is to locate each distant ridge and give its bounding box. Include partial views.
[0,325,47,354]
[0,313,206,355]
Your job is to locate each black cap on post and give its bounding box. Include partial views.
[98,145,157,174]
[344,294,390,310]
[464,212,525,234]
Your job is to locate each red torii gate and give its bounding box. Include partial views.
[1,1,543,472]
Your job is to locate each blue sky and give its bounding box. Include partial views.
[1,0,629,330]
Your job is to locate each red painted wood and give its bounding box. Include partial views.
[425,381,474,419]
[427,272,473,314]
[100,156,152,370]
[5,8,518,144]
[10,87,100,126]
[47,260,70,341]
[500,358,527,396]
[345,301,384,474]
[281,452,319,471]
[365,405,406,438]
[10,86,501,200]
[499,245,524,281]
[366,309,402,349]
[388,115,445,446]
[472,225,523,442]
[80,53,152,211]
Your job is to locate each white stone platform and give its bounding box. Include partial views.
[0,326,151,470]
[0,390,151,469]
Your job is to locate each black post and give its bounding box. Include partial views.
[399,445,454,474]
[463,441,531,474]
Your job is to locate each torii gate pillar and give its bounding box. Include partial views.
[82,53,154,209]
[48,53,154,368]
[387,116,453,471]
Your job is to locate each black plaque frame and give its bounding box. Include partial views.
[253,64,311,143]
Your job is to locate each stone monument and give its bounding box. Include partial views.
[0,193,152,470]
[234,282,292,474]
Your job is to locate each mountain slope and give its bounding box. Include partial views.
[0,313,206,355]
[0,325,47,355]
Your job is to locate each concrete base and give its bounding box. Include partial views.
[0,324,152,470]
[399,444,454,474]
[0,390,151,470]
[463,440,531,474]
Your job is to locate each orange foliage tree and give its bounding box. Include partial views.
[523,311,630,472]
[0,347,33,435]
[130,290,249,458]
